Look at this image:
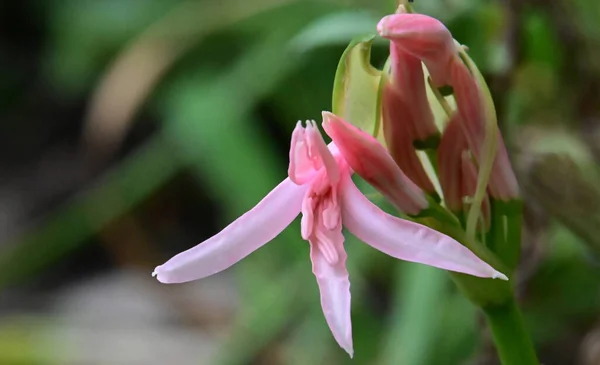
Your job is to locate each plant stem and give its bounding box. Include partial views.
[483,298,539,365]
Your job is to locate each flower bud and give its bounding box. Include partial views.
[437,114,465,213]
[377,12,457,87]
[438,114,490,228]
[381,84,436,194]
[450,60,520,201]
[322,111,428,215]
[378,11,520,201]
[388,42,439,145]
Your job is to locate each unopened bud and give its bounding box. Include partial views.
[381,84,437,195]
[377,13,457,87]
[322,111,428,215]
[438,114,491,228]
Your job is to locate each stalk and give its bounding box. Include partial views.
[482,298,539,365]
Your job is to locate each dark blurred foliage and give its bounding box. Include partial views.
[1,0,600,364]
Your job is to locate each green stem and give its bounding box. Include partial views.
[483,298,539,365]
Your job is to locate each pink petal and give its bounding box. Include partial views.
[306,121,340,184]
[489,135,520,201]
[340,174,507,279]
[381,86,436,195]
[309,235,353,357]
[389,44,438,142]
[322,111,428,214]
[461,150,491,229]
[289,121,318,185]
[153,178,308,283]
[377,13,457,87]
[450,62,520,201]
[437,113,467,212]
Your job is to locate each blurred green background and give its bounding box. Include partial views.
[1,0,600,364]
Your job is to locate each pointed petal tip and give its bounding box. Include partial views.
[493,271,509,281]
[336,337,354,358]
[152,265,185,284]
[376,17,390,37]
[321,111,335,125]
[151,266,169,283]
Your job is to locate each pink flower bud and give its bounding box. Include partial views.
[381,84,436,195]
[378,11,519,201]
[450,61,520,201]
[322,111,428,215]
[388,43,439,144]
[437,114,465,213]
[461,150,491,230]
[438,114,490,228]
[377,12,457,87]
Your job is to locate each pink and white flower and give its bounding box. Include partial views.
[153,112,507,357]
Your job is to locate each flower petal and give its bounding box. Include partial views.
[323,111,428,214]
[438,113,467,212]
[377,12,457,87]
[340,174,506,279]
[153,178,308,283]
[289,121,317,185]
[389,44,438,143]
[309,235,353,357]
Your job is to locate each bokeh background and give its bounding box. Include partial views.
[1,0,600,364]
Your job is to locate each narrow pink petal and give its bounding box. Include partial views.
[461,151,491,229]
[489,135,520,200]
[389,44,438,142]
[309,235,353,357]
[340,174,506,279]
[381,86,436,195]
[153,178,308,283]
[289,121,316,185]
[307,120,340,184]
[438,113,467,212]
[451,62,520,200]
[450,60,485,146]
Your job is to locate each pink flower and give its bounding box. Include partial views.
[153,113,507,357]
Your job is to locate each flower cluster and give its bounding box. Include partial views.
[153,7,519,357]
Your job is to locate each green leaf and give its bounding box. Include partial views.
[332,34,382,135]
[379,263,448,365]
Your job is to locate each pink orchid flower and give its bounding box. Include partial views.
[153,112,507,357]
